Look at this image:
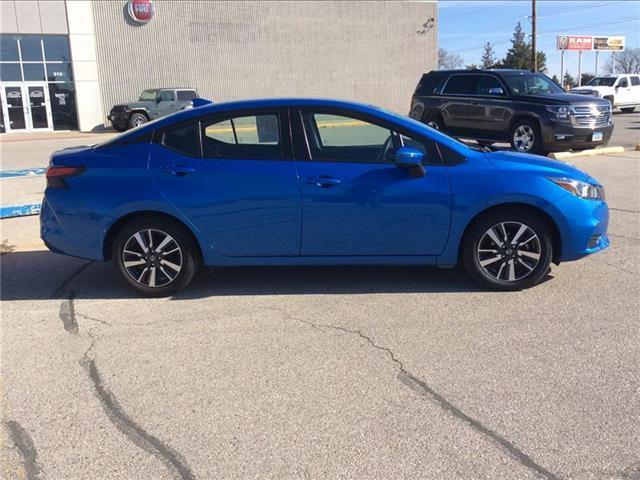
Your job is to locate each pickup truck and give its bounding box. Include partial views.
[108,88,199,131]
[571,74,640,112]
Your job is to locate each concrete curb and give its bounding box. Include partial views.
[0,204,41,219]
[548,146,625,160]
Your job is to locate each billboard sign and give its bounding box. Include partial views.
[557,35,593,51]
[593,36,625,51]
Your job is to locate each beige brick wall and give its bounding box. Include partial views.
[92,0,437,124]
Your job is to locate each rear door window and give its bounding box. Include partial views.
[442,75,481,95]
[162,121,200,157]
[202,113,282,160]
[630,76,640,86]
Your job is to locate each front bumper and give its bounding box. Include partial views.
[108,112,129,127]
[554,193,610,262]
[541,122,614,152]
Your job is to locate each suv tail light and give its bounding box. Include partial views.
[46,166,86,188]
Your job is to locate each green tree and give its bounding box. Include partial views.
[581,73,595,86]
[466,63,479,70]
[481,42,497,69]
[500,22,547,72]
[551,74,560,84]
[563,71,575,88]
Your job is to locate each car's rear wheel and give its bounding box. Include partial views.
[129,112,148,129]
[112,218,200,297]
[510,119,542,154]
[424,114,445,132]
[620,107,636,113]
[463,210,553,291]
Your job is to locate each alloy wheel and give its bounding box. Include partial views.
[134,116,147,127]
[121,229,183,288]
[512,125,535,152]
[476,222,541,282]
[426,120,440,130]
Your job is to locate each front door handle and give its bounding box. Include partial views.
[162,165,195,176]
[306,176,341,188]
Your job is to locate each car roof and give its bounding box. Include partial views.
[424,69,531,75]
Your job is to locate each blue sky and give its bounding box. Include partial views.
[438,0,640,78]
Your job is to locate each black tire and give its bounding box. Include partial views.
[423,114,446,132]
[620,107,636,113]
[510,118,543,155]
[129,112,148,129]
[112,217,201,297]
[463,208,553,291]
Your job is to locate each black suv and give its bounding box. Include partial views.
[409,69,613,154]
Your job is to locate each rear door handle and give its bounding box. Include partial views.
[306,176,342,188]
[162,165,195,176]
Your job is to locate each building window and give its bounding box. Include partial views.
[0,63,22,81]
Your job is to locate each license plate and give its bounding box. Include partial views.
[592,132,603,141]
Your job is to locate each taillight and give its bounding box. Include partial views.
[46,166,85,188]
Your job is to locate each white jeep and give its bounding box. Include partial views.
[571,74,640,113]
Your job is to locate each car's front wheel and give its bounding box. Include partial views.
[112,218,200,297]
[463,210,553,291]
[129,112,148,129]
[510,119,542,154]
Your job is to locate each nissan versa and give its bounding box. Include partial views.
[41,98,609,296]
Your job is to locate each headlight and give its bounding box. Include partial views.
[546,105,573,122]
[548,177,605,200]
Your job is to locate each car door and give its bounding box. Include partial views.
[294,109,452,256]
[473,74,511,136]
[629,76,640,104]
[440,74,484,134]
[155,90,178,117]
[615,76,633,106]
[148,109,301,257]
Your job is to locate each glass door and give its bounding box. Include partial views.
[1,84,28,132]
[26,83,52,130]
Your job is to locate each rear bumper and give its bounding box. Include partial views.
[40,196,106,261]
[541,122,614,152]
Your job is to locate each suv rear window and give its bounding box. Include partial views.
[442,75,481,95]
[177,90,197,101]
[631,76,640,86]
[415,73,448,96]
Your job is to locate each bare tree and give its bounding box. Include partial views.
[438,48,464,70]
[605,48,640,74]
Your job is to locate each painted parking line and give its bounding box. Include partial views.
[0,204,41,219]
[0,168,46,179]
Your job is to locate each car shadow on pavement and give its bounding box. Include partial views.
[1,250,551,301]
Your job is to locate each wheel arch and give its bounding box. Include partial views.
[508,114,541,134]
[130,109,150,120]
[103,210,203,262]
[458,202,562,265]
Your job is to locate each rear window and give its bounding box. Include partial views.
[442,75,481,95]
[163,121,200,157]
[415,73,448,96]
[631,76,640,86]
[177,90,197,101]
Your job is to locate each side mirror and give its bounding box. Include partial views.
[395,147,425,177]
[488,87,504,96]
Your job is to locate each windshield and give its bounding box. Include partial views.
[502,72,565,95]
[587,77,616,87]
[138,89,158,101]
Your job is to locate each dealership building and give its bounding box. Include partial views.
[0,0,437,134]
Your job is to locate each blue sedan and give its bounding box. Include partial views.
[41,98,609,296]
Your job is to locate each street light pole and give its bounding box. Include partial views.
[531,0,537,72]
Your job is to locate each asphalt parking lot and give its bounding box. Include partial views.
[1,141,639,479]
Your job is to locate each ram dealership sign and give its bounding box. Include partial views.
[557,35,625,51]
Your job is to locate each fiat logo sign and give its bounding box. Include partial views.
[127,0,154,24]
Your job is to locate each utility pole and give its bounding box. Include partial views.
[531,0,537,72]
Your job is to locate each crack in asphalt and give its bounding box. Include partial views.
[5,420,42,480]
[80,357,196,480]
[609,207,640,214]
[53,267,196,480]
[294,317,560,480]
[59,291,79,334]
